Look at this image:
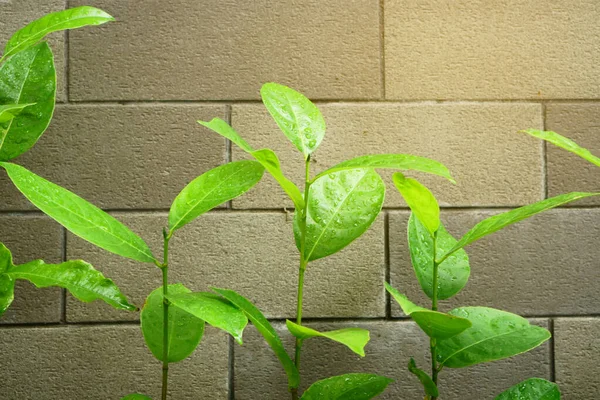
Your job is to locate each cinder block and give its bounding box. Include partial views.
[66,212,385,321]
[389,209,600,316]
[385,0,600,100]
[231,103,543,209]
[0,104,227,210]
[68,0,381,101]
[234,319,550,399]
[546,104,600,205]
[555,318,600,399]
[0,215,62,324]
[0,325,229,399]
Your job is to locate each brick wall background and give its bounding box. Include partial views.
[1,1,599,399]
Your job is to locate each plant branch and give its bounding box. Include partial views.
[161,228,172,400]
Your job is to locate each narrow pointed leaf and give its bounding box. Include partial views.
[407,358,439,398]
[261,82,326,158]
[437,307,551,368]
[3,6,114,60]
[393,173,439,235]
[141,284,205,363]
[523,129,600,168]
[408,214,470,300]
[1,163,156,263]
[198,118,254,152]
[0,243,15,317]
[0,103,35,123]
[121,394,152,400]
[0,242,12,274]
[166,292,248,344]
[212,287,299,388]
[385,283,470,340]
[0,43,55,161]
[438,192,600,262]
[286,320,369,357]
[300,373,393,400]
[295,168,385,261]
[495,378,560,400]
[169,160,264,232]
[315,154,455,183]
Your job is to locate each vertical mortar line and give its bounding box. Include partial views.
[225,104,233,210]
[60,227,67,323]
[542,103,548,199]
[378,0,386,99]
[228,334,235,400]
[384,211,391,319]
[549,317,556,382]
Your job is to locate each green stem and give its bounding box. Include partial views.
[430,230,439,400]
[161,228,172,400]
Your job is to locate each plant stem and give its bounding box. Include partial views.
[161,228,172,400]
[430,230,439,400]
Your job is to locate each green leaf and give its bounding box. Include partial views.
[300,373,393,400]
[286,320,369,357]
[261,82,326,158]
[407,358,439,398]
[314,154,455,183]
[408,214,470,300]
[166,292,248,344]
[437,307,551,368]
[0,242,12,274]
[0,103,35,123]
[385,283,470,340]
[169,160,264,232]
[0,243,15,317]
[0,43,55,161]
[495,378,561,400]
[438,192,600,263]
[212,287,300,389]
[198,118,305,209]
[2,6,114,61]
[1,163,156,263]
[7,260,136,311]
[523,129,600,168]
[393,173,439,235]
[296,168,385,261]
[141,284,205,363]
[121,394,152,400]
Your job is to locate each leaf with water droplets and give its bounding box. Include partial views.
[393,173,439,235]
[261,82,326,158]
[437,307,551,368]
[0,243,15,317]
[141,284,205,363]
[300,373,393,400]
[495,377,560,400]
[286,320,370,357]
[407,358,439,398]
[522,129,600,168]
[0,103,35,123]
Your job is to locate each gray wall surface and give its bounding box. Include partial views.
[1,1,599,399]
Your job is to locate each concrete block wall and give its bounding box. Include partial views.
[0,1,598,399]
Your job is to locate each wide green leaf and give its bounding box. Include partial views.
[523,129,600,168]
[0,103,35,123]
[141,284,205,363]
[296,168,385,261]
[437,192,600,263]
[314,154,455,183]
[261,82,326,158]
[0,43,55,161]
[407,358,438,398]
[7,259,136,311]
[212,287,300,388]
[198,118,304,209]
[0,243,15,317]
[408,214,470,300]
[300,373,393,400]
[437,307,551,368]
[286,320,369,357]
[393,173,439,235]
[2,6,114,61]
[385,283,470,340]
[169,160,264,232]
[120,394,152,400]
[166,292,248,344]
[1,163,156,263]
[495,378,560,400]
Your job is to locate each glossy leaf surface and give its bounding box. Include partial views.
[167,292,248,344]
[0,43,55,161]
[212,287,299,388]
[286,320,369,357]
[3,6,114,60]
[438,192,600,262]
[261,82,326,158]
[393,173,439,235]
[385,283,470,340]
[300,373,393,400]
[437,307,551,368]
[169,160,264,232]
[0,243,15,317]
[1,163,156,263]
[0,103,35,123]
[8,260,136,311]
[141,284,205,363]
[408,358,438,398]
[120,394,152,400]
[315,154,455,183]
[408,214,470,300]
[0,242,12,273]
[495,378,560,400]
[523,129,600,168]
[296,168,385,261]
